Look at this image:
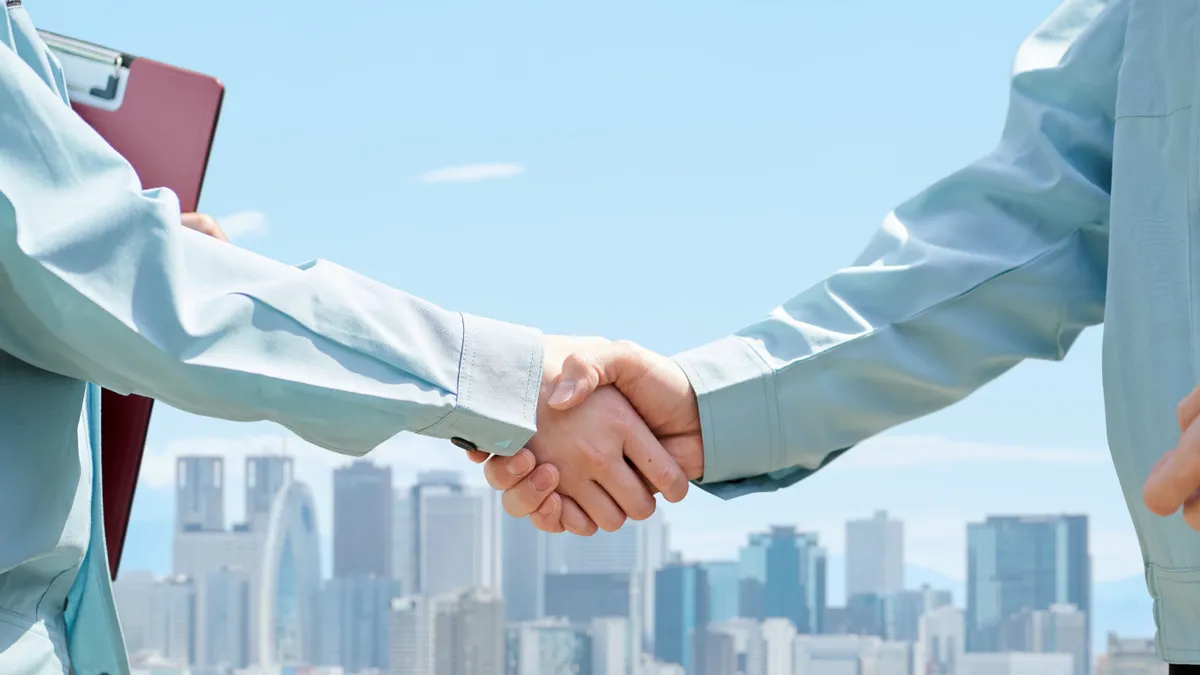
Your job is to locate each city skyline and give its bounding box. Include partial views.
[117,450,1162,673]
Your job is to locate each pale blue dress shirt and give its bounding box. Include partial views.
[673,0,1200,663]
[0,6,543,674]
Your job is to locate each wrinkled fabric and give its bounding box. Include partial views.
[673,0,1200,662]
[0,6,544,673]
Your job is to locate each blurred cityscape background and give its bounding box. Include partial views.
[112,451,1166,675]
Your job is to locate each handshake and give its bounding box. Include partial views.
[466,336,705,536]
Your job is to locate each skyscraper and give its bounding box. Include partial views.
[176,456,224,532]
[965,515,1090,672]
[245,455,293,530]
[333,459,393,579]
[502,515,546,622]
[318,576,402,672]
[411,471,483,596]
[747,527,826,634]
[700,561,739,625]
[845,510,904,598]
[655,563,710,675]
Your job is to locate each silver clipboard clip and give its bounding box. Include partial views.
[37,30,133,111]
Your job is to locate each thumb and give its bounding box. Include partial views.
[547,341,647,411]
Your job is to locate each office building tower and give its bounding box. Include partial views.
[746,618,796,675]
[333,459,393,579]
[761,527,826,633]
[319,576,402,672]
[389,596,436,675]
[506,619,593,675]
[113,572,196,665]
[545,572,636,625]
[842,592,887,637]
[434,588,505,675]
[1013,604,1089,675]
[245,455,293,530]
[204,566,251,669]
[959,652,1074,675]
[966,515,1090,671]
[845,510,904,598]
[1094,633,1169,675]
[738,533,769,620]
[591,617,633,675]
[411,471,484,597]
[700,561,739,625]
[883,585,953,642]
[503,515,546,622]
[176,456,224,532]
[393,494,413,592]
[700,628,738,675]
[915,605,964,675]
[655,563,710,674]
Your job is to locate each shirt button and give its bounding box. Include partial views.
[450,437,477,451]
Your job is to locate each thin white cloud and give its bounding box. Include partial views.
[216,210,268,240]
[417,163,525,184]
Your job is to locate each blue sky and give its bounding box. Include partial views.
[34,0,1147,630]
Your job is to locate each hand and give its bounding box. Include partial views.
[181,212,228,241]
[550,340,704,480]
[468,336,691,534]
[1144,384,1200,529]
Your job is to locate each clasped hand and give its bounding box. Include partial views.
[467,337,704,535]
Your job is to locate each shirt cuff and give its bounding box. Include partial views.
[672,335,782,485]
[419,313,544,456]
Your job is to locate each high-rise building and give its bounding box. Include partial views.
[591,617,633,675]
[746,618,796,675]
[544,572,636,626]
[502,514,546,622]
[318,576,402,672]
[203,566,251,669]
[113,572,196,665]
[1017,604,1089,675]
[965,515,1090,671]
[389,596,436,675]
[699,628,738,675]
[655,563,710,674]
[505,619,592,675]
[757,527,826,634]
[958,652,1074,675]
[245,455,293,530]
[882,585,953,642]
[1094,633,1169,675]
[393,494,413,592]
[700,561,739,625]
[333,459,393,579]
[915,604,964,675]
[434,588,505,675]
[410,471,483,597]
[845,510,904,598]
[738,533,769,620]
[176,456,224,532]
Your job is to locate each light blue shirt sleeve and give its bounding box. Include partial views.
[0,41,544,456]
[673,0,1126,498]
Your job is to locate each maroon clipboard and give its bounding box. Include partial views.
[41,30,225,578]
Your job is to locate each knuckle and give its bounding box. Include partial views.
[562,352,590,373]
[580,443,611,471]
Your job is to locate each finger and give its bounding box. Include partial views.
[466,449,490,464]
[1144,421,1200,515]
[530,493,565,534]
[181,213,229,242]
[1180,385,1200,432]
[482,449,535,491]
[502,464,560,518]
[1184,490,1200,531]
[570,480,627,533]
[559,495,597,536]
[622,416,689,503]
[595,459,657,522]
[548,341,650,411]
